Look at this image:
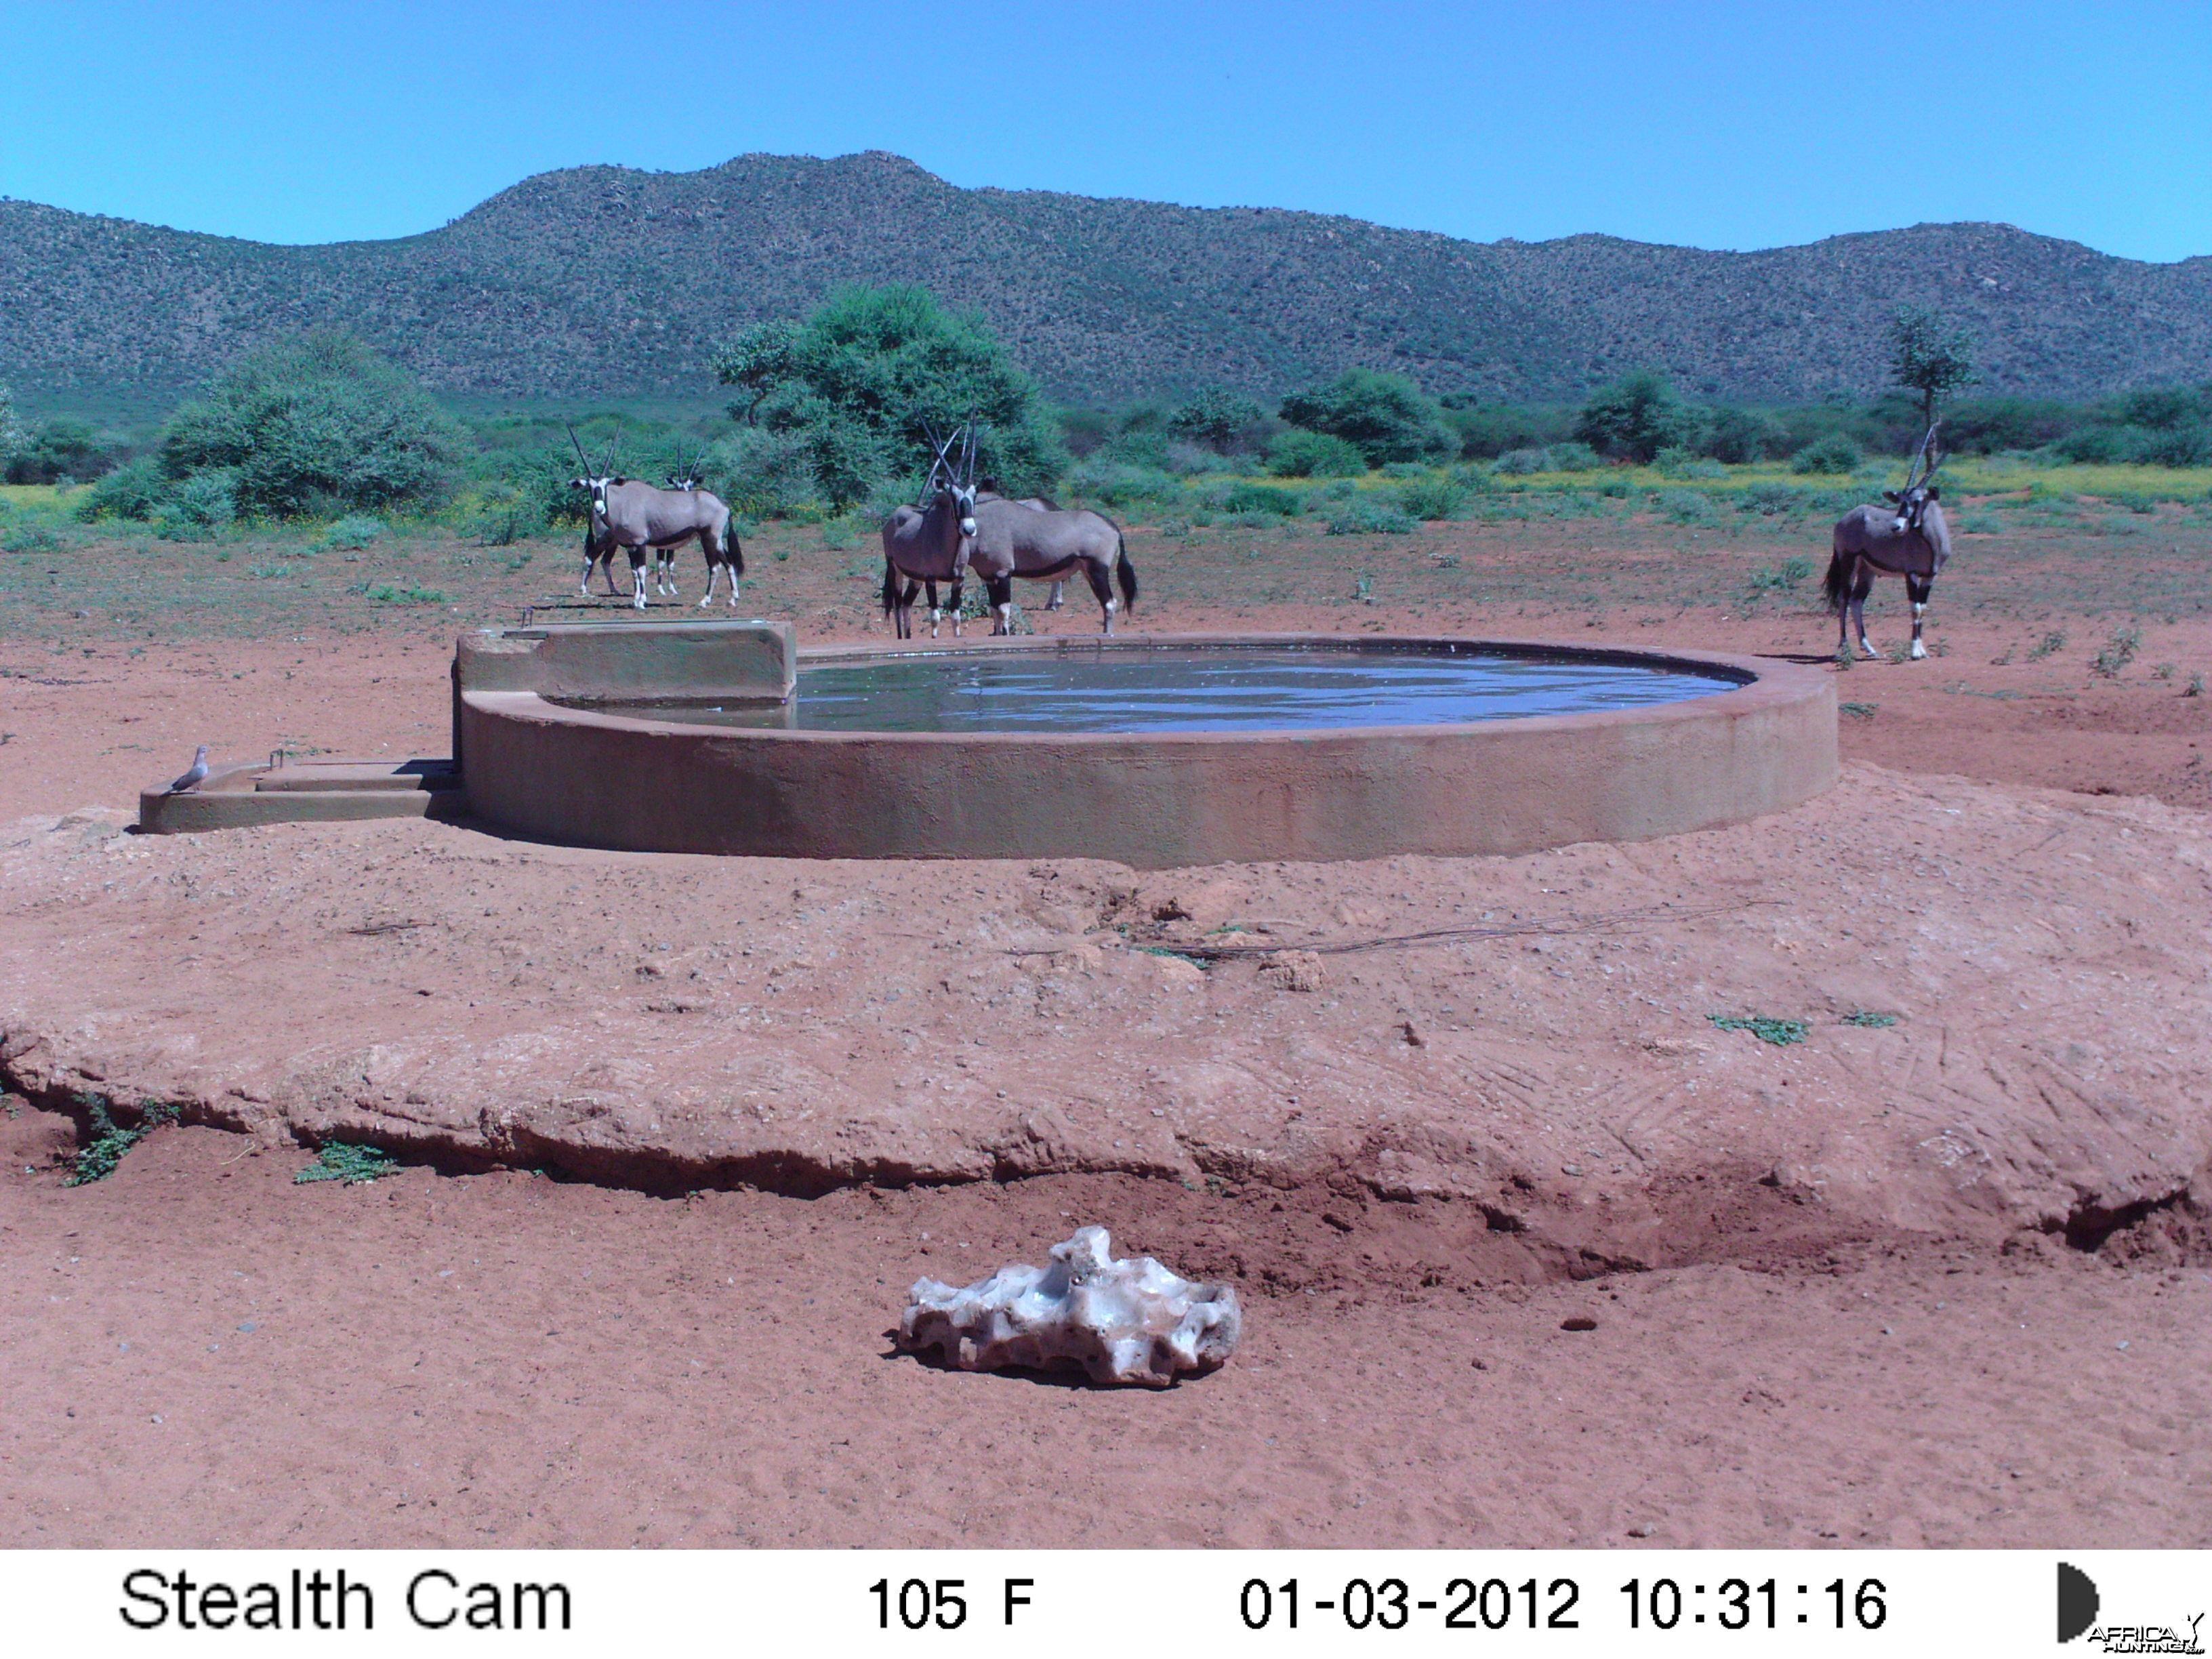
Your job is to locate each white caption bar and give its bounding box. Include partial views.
[1,1550,2202,1655]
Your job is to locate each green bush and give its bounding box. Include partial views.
[1066,459,1183,512]
[702,426,823,519]
[714,284,1071,510]
[1395,474,1469,520]
[1168,386,1265,450]
[1654,487,1713,524]
[1575,371,1694,463]
[1326,496,1416,535]
[1265,428,1366,478]
[155,470,239,540]
[1279,369,1456,466]
[321,514,385,550]
[1790,434,1864,474]
[6,417,129,485]
[1492,446,1553,475]
[1222,481,1304,516]
[1652,447,1723,478]
[159,331,466,516]
[77,456,170,522]
[1738,480,1808,516]
[1702,407,1790,464]
[1443,401,1570,459]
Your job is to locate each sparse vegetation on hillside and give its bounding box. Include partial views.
[11,155,2209,411]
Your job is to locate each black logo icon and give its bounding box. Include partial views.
[2061,1564,2101,1645]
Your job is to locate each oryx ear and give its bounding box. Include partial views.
[1924,487,1939,501]
[1883,491,1901,503]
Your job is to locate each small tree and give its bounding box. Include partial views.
[1887,306,1975,428]
[1279,369,1455,466]
[1168,386,1264,451]
[1574,371,1691,464]
[711,285,1069,509]
[710,318,799,426]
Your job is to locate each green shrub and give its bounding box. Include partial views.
[160,331,466,516]
[322,514,385,550]
[1492,446,1550,474]
[1547,440,1602,470]
[1066,459,1183,512]
[1168,386,1265,449]
[1790,434,1864,474]
[1395,474,1469,520]
[1575,371,1693,463]
[1222,481,1303,516]
[1652,447,1723,478]
[6,417,129,485]
[714,284,1070,509]
[155,469,239,540]
[1326,497,1416,535]
[1702,407,1790,464]
[1265,428,1366,478]
[1654,487,1713,524]
[77,456,170,522]
[702,426,823,520]
[1738,480,1807,516]
[1279,369,1456,466]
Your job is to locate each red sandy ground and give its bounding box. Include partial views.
[3,520,2209,1548]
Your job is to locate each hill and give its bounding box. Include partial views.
[4,150,2209,411]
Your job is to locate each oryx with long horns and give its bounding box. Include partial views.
[880,422,979,639]
[569,427,744,609]
[1822,422,1952,661]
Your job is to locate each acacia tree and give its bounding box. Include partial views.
[710,319,798,426]
[711,285,1068,510]
[1887,306,1976,427]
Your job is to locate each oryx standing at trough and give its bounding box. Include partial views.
[880,425,980,639]
[569,430,744,609]
[1824,422,1952,661]
[966,492,1136,636]
[976,478,1067,610]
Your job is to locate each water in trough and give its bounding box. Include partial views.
[565,643,1740,735]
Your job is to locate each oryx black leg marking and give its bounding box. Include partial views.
[987,575,1015,635]
[1905,573,1933,660]
[1850,562,1877,657]
[1082,558,1117,636]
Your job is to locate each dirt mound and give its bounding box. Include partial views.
[7,762,2207,1271]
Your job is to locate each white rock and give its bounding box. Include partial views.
[899,1226,1240,1387]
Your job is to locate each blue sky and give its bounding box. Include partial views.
[6,1,2207,261]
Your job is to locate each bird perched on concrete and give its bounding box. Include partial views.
[165,745,210,794]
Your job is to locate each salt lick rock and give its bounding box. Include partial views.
[899,1227,1242,1387]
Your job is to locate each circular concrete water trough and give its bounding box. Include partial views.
[454,627,1835,867]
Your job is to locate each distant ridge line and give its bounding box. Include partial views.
[3,150,2207,408]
